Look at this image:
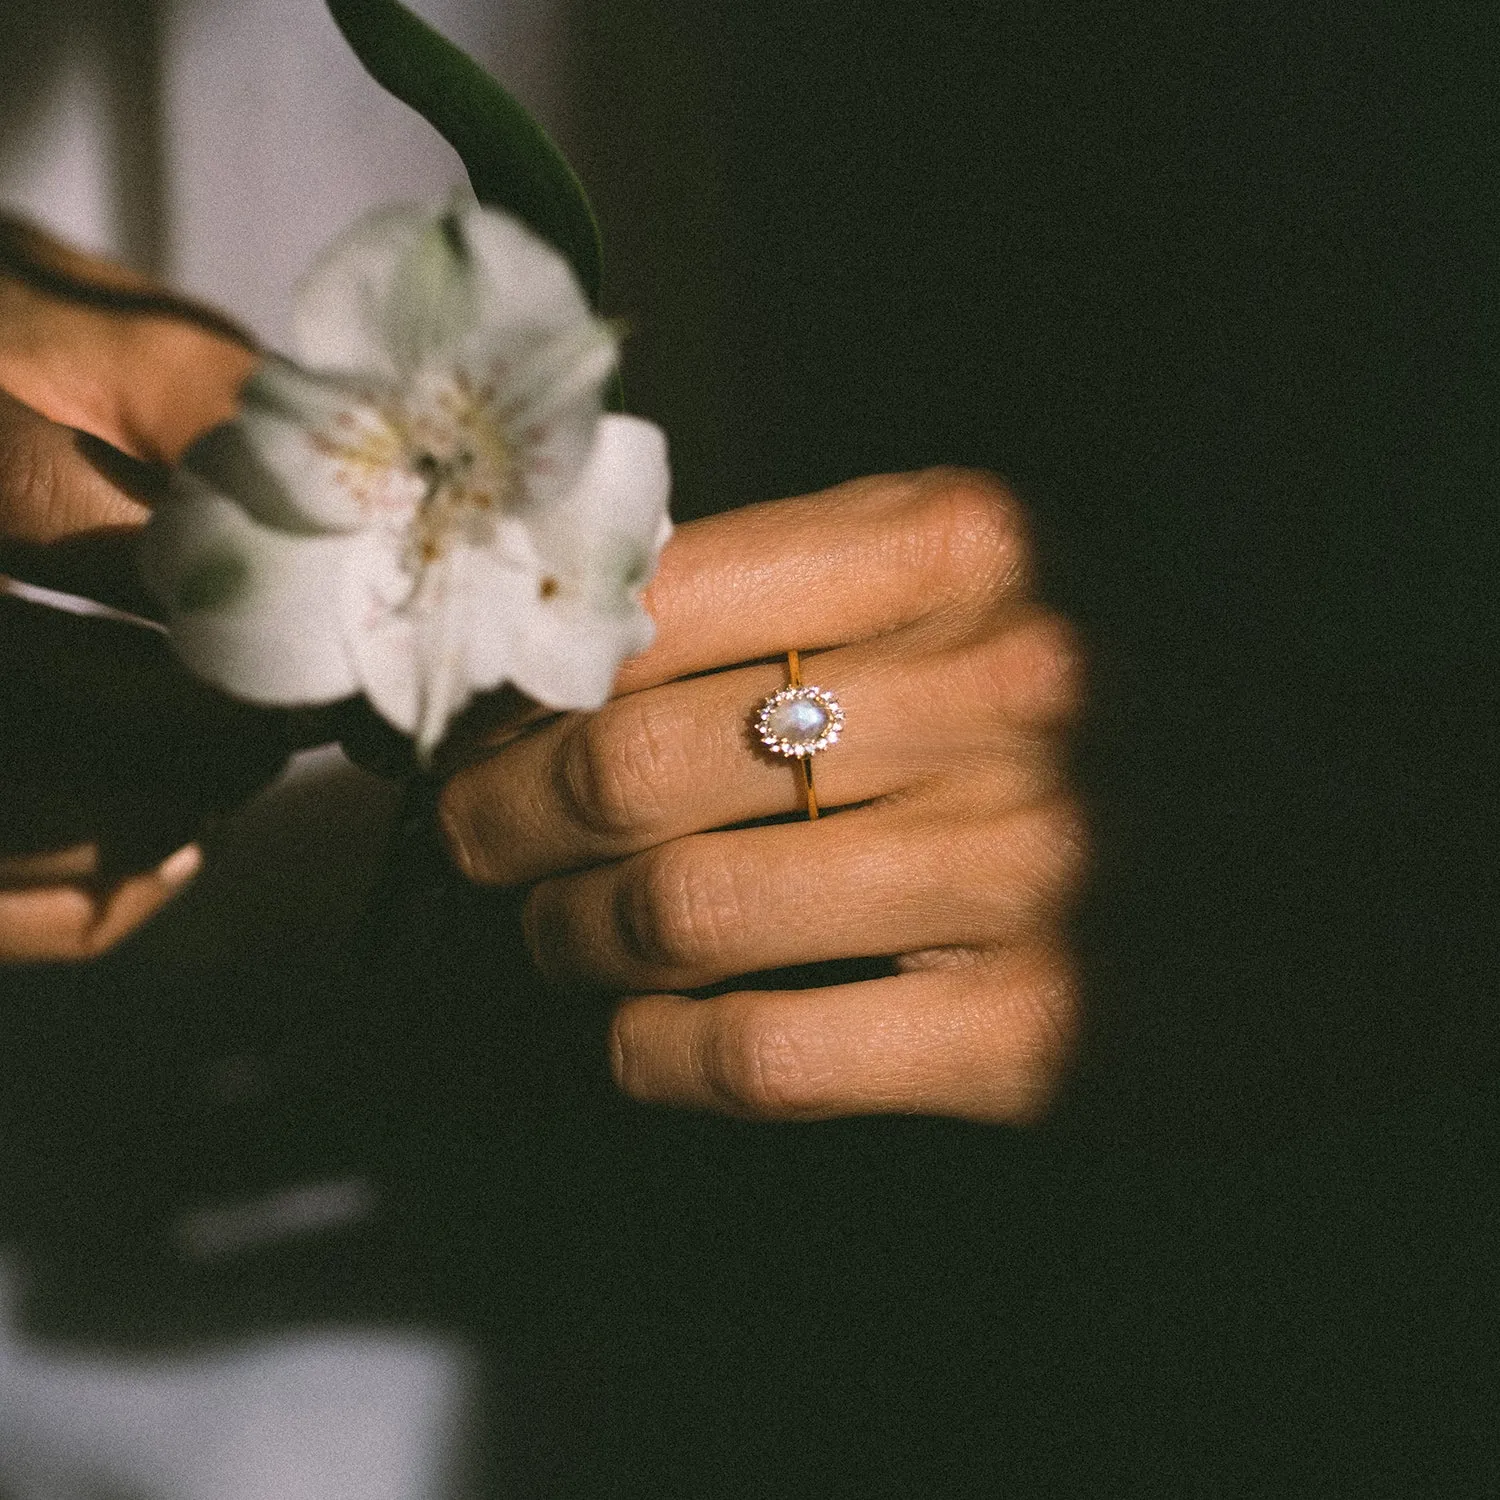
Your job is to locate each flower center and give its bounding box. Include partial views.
[319,370,519,573]
[392,370,517,567]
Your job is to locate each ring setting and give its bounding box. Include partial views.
[755,650,842,820]
[755,684,844,758]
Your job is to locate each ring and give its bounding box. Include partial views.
[755,650,844,820]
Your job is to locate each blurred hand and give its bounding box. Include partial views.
[0,217,287,962]
[440,469,1086,1123]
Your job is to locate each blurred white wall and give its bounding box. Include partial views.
[162,0,568,343]
[0,0,568,345]
[0,2,130,264]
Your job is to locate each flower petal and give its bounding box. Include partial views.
[339,525,538,756]
[510,415,672,709]
[524,414,673,595]
[448,199,594,355]
[295,200,595,383]
[183,360,417,536]
[293,203,436,379]
[336,530,425,738]
[480,320,617,511]
[448,206,614,510]
[508,588,657,711]
[140,475,360,707]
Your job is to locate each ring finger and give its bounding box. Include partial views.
[442,609,1079,887]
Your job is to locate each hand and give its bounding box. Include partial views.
[0,218,286,962]
[439,469,1086,1123]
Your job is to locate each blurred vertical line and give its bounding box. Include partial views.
[102,0,167,276]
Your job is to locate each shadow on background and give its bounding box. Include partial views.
[553,2,1500,1492]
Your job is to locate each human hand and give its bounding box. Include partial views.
[0,219,287,961]
[439,470,1086,1123]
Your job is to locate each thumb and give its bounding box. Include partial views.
[0,212,257,463]
[0,388,168,616]
[0,386,156,543]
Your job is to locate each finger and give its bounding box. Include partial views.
[0,840,99,887]
[613,467,1034,695]
[0,843,201,964]
[523,797,1087,993]
[0,214,256,462]
[0,387,151,544]
[442,610,1081,885]
[608,945,1077,1124]
[0,384,178,614]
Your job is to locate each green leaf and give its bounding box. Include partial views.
[325,0,603,309]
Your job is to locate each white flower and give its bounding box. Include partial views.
[142,199,671,761]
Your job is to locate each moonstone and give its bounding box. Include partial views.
[766,696,830,745]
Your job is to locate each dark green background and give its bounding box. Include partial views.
[2,3,1496,1493]
[567,5,1500,1488]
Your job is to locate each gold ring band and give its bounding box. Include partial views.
[754,650,845,821]
[788,650,818,820]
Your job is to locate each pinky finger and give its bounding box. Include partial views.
[609,945,1078,1126]
[0,843,202,964]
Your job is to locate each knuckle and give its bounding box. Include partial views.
[619,841,739,973]
[557,702,674,843]
[969,798,1090,935]
[1044,794,1091,876]
[910,468,1032,603]
[4,439,53,540]
[519,880,560,973]
[436,775,491,883]
[975,612,1087,724]
[1024,797,1091,912]
[701,1003,819,1119]
[1000,947,1081,1122]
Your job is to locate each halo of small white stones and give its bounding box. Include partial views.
[754,685,845,758]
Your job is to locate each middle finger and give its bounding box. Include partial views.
[522,795,1086,994]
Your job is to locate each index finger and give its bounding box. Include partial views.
[0,395,168,617]
[0,387,153,546]
[612,467,1032,695]
[0,213,256,463]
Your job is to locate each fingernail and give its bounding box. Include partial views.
[156,842,203,889]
